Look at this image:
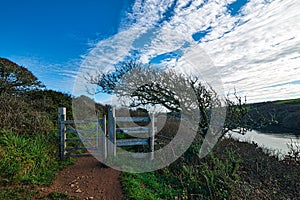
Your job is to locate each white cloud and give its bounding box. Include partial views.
[200,0,300,102]
[79,0,300,103]
[8,55,79,93]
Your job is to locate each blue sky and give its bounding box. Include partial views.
[1,1,118,59]
[0,0,131,58]
[0,0,132,92]
[1,0,299,103]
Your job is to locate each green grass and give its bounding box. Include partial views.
[0,187,77,200]
[122,138,300,199]
[122,172,178,200]
[121,148,242,200]
[40,192,78,200]
[0,130,73,186]
[0,130,74,199]
[274,98,300,105]
[0,186,37,200]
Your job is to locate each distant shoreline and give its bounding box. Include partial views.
[254,127,300,135]
[249,98,300,136]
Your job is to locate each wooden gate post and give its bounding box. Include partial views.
[58,107,66,160]
[101,115,107,159]
[108,107,116,157]
[150,113,155,160]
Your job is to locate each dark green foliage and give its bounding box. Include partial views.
[223,94,250,135]
[0,95,54,135]
[122,148,242,200]
[41,192,78,200]
[0,186,36,200]
[0,58,44,95]
[24,89,73,124]
[122,138,300,199]
[248,98,300,134]
[0,89,73,135]
[0,59,74,135]
[198,151,241,199]
[284,139,300,164]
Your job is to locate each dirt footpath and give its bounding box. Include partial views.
[39,157,124,200]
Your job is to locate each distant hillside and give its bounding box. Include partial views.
[248,98,300,134]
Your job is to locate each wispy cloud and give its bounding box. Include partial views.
[201,0,300,102]
[9,55,80,93]
[78,0,300,103]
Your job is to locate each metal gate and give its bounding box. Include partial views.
[58,107,156,160]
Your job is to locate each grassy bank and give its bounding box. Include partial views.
[0,80,78,198]
[0,130,74,199]
[121,138,300,200]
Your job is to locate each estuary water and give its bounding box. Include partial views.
[228,130,300,156]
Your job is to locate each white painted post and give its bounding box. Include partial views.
[108,107,116,157]
[101,115,107,159]
[150,113,155,160]
[58,107,67,160]
[96,112,99,149]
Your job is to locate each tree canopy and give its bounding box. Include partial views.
[88,61,251,137]
[0,58,44,95]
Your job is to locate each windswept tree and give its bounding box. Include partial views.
[0,58,44,96]
[87,61,252,137]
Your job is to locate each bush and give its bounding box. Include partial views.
[0,95,54,135]
[122,148,242,200]
[284,139,300,164]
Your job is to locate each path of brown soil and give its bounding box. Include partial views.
[38,157,124,200]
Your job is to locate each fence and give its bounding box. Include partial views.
[58,107,156,160]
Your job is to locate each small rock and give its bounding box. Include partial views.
[89,197,94,200]
[75,188,82,193]
[71,179,77,183]
[70,184,75,188]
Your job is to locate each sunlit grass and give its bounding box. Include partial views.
[274,98,300,105]
[0,130,73,186]
[121,146,242,200]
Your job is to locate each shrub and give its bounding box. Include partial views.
[0,95,54,135]
[284,139,300,164]
[122,148,242,200]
